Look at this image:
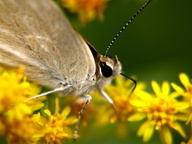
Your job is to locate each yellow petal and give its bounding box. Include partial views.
[61,106,71,117]
[159,126,172,144]
[138,120,155,142]
[174,122,186,138]
[179,73,190,90]
[130,99,147,107]
[171,83,185,94]
[65,116,78,124]
[128,113,146,121]
[175,102,190,110]
[138,121,148,136]
[32,112,45,126]
[151,81,161,97]
[143,122,155,142]
[44,109,51,116]
[30,102,45,111]
[134,90,153,100]
[162,81,170,97]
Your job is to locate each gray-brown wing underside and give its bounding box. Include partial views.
[0,0,96,88]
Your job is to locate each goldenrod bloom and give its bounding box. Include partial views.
[0,67,44,143]
[129,81,188,144]
[96,76,144,137]
[32,97,78,144]
[171,73,192,123]
[0,67,41,113]
[61,0,108,24]
[171,73,192,143]
[0,103,42,143]
[105,76,138,122]
[0,67,78,144]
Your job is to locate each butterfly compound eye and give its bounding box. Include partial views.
[100,62,113,77]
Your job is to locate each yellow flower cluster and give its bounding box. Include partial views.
[129,81,188,144]
[101,73,192,144]
[32,99,77,144]
[0,67,39,113]
[0,67,192,144]
[171,73,192,144]
[61,73,192,144]
[0,67,77,144]
[60,0,108,24]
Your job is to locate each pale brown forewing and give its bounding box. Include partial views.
[0,0,96,88]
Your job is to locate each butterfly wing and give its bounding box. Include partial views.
[0,0,96,88]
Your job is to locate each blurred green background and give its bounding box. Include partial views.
[65,0,192,144]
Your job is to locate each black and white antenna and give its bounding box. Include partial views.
[104,0,153,56]
[104,0,153,94]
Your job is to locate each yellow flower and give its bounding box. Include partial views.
[129,81,189,144]
[0,103,42,144]
[96,76,144,137]
[0,67,27,113]
[0,67,45,143]
[105,76,139,122]
[61,0,108,24]
[32,97,78,144]
[171,73,192,124]
[0,67,43,113]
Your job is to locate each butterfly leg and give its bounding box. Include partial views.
[73,95,92,140]
[24,85,70,102]
[98,89,117,112]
